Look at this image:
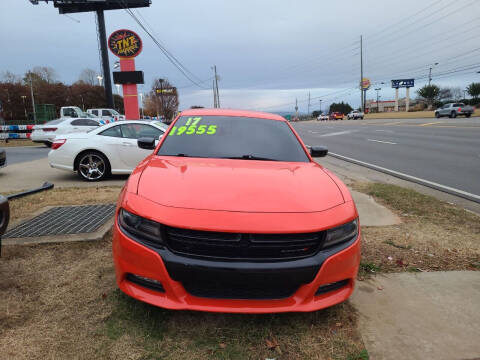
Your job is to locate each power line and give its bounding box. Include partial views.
[115,0,208,89]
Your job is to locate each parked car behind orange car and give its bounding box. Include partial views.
[113,109,360,313]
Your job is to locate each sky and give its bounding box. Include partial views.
[2,0,480,112]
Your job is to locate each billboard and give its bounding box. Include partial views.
[391,79,414,88]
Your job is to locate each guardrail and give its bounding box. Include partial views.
[0,125,35,139]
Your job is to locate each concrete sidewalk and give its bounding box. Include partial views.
[0,157,126,192]
[351,271,480,360]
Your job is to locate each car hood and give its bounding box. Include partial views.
[137,157,345,213]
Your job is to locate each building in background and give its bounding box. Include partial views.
[366,98,418,112]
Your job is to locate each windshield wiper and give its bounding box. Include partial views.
[221,155,278,161]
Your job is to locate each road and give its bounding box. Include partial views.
[3,146,50,165]
[292,117,480,199]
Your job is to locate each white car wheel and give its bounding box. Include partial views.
[77,152,109,181]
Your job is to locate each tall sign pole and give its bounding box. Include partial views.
[96,10,114,108]
[360,35,364,112]
[108,29,143,120]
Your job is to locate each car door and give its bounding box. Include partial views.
[440,104,450,116]
[117,123,164,169]
[95,124,126,171]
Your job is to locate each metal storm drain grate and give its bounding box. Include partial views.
[4,204,116,238]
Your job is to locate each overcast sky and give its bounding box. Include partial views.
[2,0,480,112]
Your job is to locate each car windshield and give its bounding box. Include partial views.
[157,115,309,162]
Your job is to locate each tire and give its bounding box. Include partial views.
[450,111,457,118]
[76,151,110,181]
[466,113,471,118]
[44,142,52,148]
[435,112,440,118]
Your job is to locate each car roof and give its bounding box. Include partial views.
[179,108,287,121]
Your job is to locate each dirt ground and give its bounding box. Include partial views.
[0,139,38,147]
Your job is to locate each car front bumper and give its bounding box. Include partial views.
[113,219,361,313]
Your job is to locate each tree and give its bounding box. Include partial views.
[78,68,98,86]
[438,87,452,102]
[328,102,353,114]
[150,78,179,120]
[467,82,480,100]
[417,84,440,109]
[1,71,21,84]
[312,110,321,118]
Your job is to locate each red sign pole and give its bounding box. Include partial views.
[119,58,140,120]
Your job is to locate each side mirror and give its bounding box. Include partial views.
[137,137,156,150]
[310,146,328,158]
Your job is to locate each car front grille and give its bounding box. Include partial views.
[182,280,299,300]
[164,226,325,261]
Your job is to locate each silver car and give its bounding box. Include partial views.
[435,103,474,118]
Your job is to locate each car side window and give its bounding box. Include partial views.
[85,120,100,126]
[120,124,163,139]
[91,110,98,116]
[71,119,99,126]
[102,110,112,116]
[99,125,122,138]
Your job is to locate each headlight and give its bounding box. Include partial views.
[323,219,358,248]
[118,209,163,246]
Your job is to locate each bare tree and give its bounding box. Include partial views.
[150,78,179,120]
[450,87,463,101]
[78,68,98,86]
[32,66,57,83]
[1,71,21,84]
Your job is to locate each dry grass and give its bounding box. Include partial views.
[355,183,480,275]
[364,108,480,119]
[0,234,366,360]
[0,139,39,147]
[8,186,122,222]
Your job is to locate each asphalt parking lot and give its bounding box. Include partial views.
[292,117,480,200]
[3,145,50,165]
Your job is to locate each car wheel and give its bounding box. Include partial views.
[76,151,110,181]
[435,112,440,118]
[465,113,471,118]
[44,142,52,148]
[450,111,457,118]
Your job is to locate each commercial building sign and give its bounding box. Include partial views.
[361,78,371,90]
[391,79,414,88]
[108,29,142,58]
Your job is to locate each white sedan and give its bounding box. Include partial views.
[48,121,166,181]
[31,118,102,147]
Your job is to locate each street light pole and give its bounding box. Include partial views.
[319,99,322,113]
[428,62,439,86]
[375,88,381,113]
[29,73,37,124]
[21,95,27,120]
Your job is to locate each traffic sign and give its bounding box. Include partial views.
[391,79,414,88]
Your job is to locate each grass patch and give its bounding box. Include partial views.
[354,182,480,273]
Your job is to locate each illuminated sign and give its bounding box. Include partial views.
[108,29,142,58]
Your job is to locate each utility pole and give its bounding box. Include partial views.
[360,35,364,112]
[463,89,467,100]
[213,65,220,108]
[96,10,114,108]
[29,73,37,124]
[212,79,217,108]
[428,67,433,86]
[295,98,298,120]
[375,88,381,113]
[319,99,322,113]
[307,92,311,116]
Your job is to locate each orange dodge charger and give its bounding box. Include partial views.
[113,109,360,313]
